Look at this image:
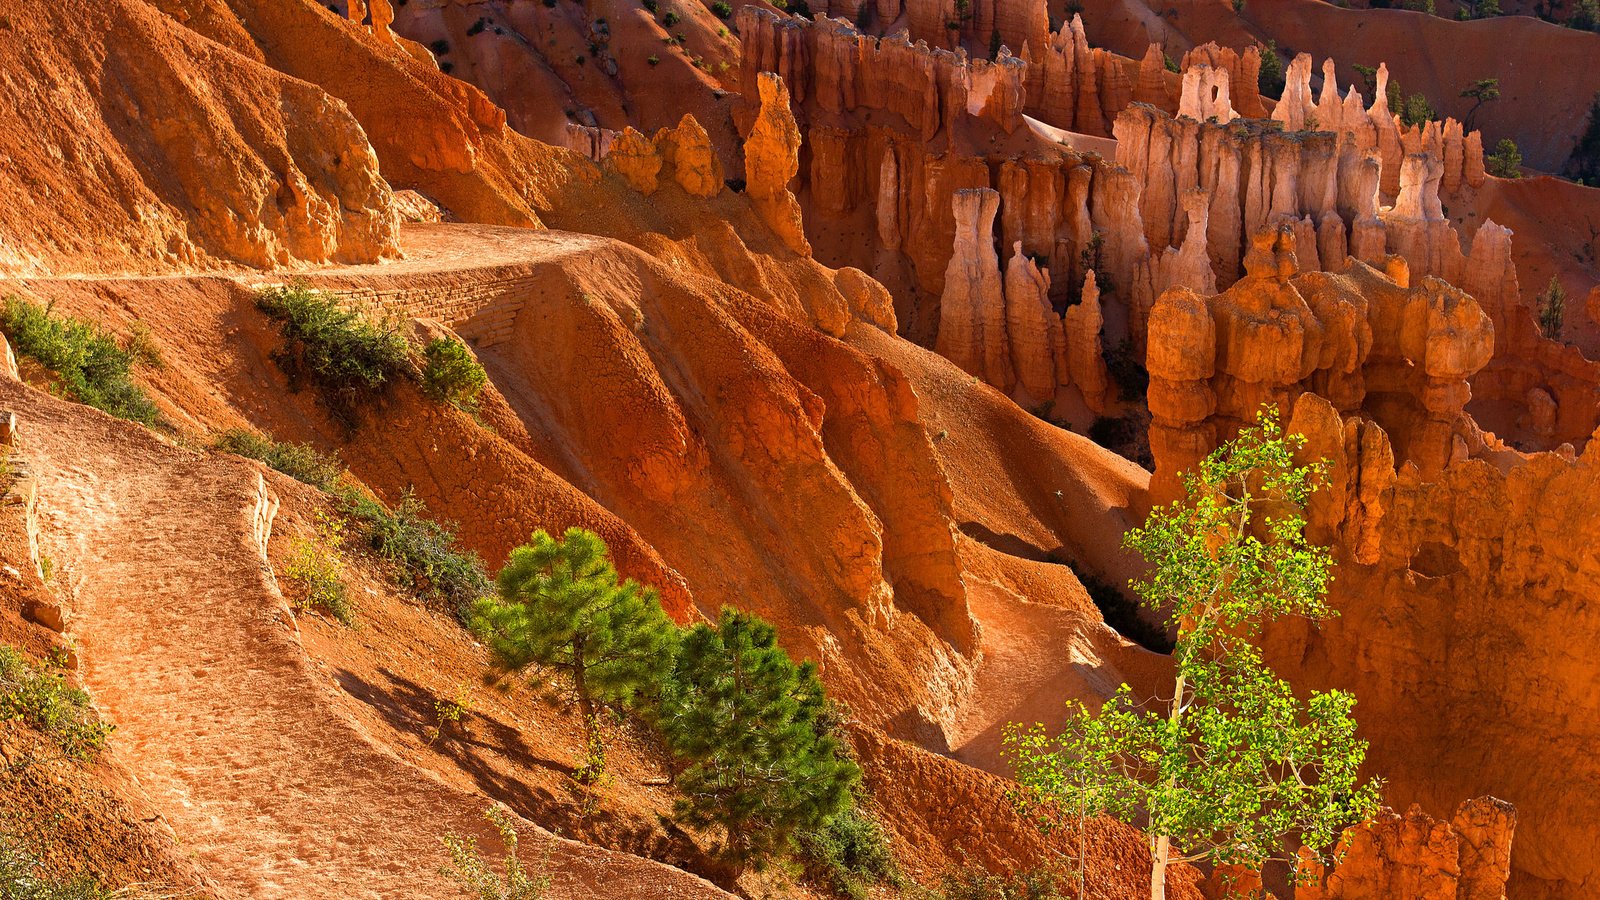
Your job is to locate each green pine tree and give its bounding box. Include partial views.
[470,528,677,761]
[1005,409,1382,900]
[660,608,859,873]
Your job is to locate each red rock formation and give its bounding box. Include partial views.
[937,189,1013,389]
[1145,227,1492,501]
[1003,242,1061,405]
[1296,798,1516,900]
[744,73,811,255]
[1064,271,1112,412]
[1260,380,1600,893]
[1181,42,1264,119]
[0,0,401,274]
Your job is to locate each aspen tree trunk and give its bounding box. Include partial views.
[1151,667,1187,900]
[1149,835,1170,900]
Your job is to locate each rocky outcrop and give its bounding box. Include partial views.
[1003,243,1061,405]
[1145,227,1492,501]
[744,73,811,255]
[657,115,725,198]
[1257,384,1600,894]
[1025,14,1145,137]
[605,128,662,194]
[1296,798,1516,900]
[1064,271,1111,413]
[938,189,1012,389]
[0,0,401,274]
[1181,42,1264,119]
[571,116,724,198]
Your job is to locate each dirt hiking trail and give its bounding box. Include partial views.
[0,377,730,899]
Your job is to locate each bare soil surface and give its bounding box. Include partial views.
[2,375,729,900]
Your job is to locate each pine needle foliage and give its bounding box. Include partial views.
[0,297,159,425]
[1005,409,1382,900]
[470,528,677,748]
[1538,276,1567,341]
[1486,138,1523,179]
[421,337,488,412]
[660,607,859,873]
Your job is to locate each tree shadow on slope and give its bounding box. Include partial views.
[332,667,722,880]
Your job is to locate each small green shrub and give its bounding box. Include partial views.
[212,429,344,491]
[662,10,680,25]
[1399,91,1436,127]
[285,511,353,625]
[1538,276,1567,342]
[711,0,731,17]
[642,0,657,11]
[338,488,492,615]
[796,806,900,900]
[647,54,660,65]
[0,297,160,425]
[421,337,488,412]
[1572,0,1600,31]
[440,804,550,900]
[1256,40,1284,98]
[255,284,413,426]
[1563,94,1600,184]
[1101,338,1148,402]
[0,645,113,760]
[1486,138,1523,178]
[0,835,113,900]
[925,865,1063,900]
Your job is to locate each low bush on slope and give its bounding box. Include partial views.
[0,836,114,900]
[212,429,345,491]
[213,429,491,621]
[0,645,112,761]
[0,297,160,425]
[256,284,494,428]
[420,336,488,413]
[255,283,413,426]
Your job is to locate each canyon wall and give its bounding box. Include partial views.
[1247,388,1600,898]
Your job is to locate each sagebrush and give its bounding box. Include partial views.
[440,804,550,900]
[796,805,900,900]
[285,511,353,624]
[212,429,344,491]
[339,488,492,615]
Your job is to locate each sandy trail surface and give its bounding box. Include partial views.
[1,375,729,899]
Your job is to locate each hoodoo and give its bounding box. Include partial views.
[1,0,1597,898]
